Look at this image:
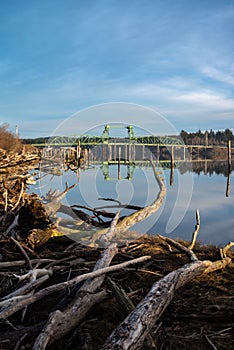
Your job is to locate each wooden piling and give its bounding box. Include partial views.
[226,140,232,197]
[77,140,81,159]
[227,140,232,168]
[142,145,145,160]
[226,171,231,197]
[125,144,128,161]
[133,144,135,161]
[157,144,159,162]
[170,146,174,186]
[118,147,121,180]
[108,145,112,161]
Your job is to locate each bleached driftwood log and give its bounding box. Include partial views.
[32,212,133,350]
[32,248,116,349]
[102,235,232,350]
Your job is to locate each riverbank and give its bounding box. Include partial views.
[0,235,233,349]
[0,151,233,349]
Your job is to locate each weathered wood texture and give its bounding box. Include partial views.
[102,256,231,350]
[32,243,118,349]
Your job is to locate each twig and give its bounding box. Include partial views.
[220,241,234,259]
[10,237,32,270]
[13,332,28,350]
[158,235,198,262]
[98,197,122,205]
[11,181,24,211]
[188,209,200,250]
[203,335,218,350]
[4,189,8,212]
[106,277,135,315]
[5,214,19,236]
[0,274,50,303]
[0,259,55,268]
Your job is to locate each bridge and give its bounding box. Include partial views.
[38,124,231,167]
[33,124,184,147]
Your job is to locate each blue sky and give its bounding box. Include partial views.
[0,0,234,138]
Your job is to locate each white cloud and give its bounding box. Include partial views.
[202,66,234,85]
[175,91,234,110]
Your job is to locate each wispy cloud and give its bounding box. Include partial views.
[175,91,234,110]
[202,66,234,85]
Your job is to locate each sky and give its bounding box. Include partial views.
[0,0,234,138]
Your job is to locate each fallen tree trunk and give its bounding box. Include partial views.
[32,243,118,350]
[33,290,108,350]
[102,256,231,350]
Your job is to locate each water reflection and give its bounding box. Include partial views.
[37,154,233,247]
[149,167,234,246]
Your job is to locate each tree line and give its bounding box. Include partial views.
[180,128,233,146]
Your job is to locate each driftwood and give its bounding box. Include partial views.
[33,215,120,349]
[103,260,209,350]
[0,150,39,169]
[102,234,232,350]
[32,213,151,349]
[32,247,115,349]
[0,149,233,349]
[0,254,150,320]
[0,150,40,240]
[106,277,157,350]
[0,230,233,349]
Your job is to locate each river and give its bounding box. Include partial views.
[30,156,233,247]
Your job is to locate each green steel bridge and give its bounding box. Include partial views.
[33,124,184,147]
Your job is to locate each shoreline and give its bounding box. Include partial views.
[0,151,233,349]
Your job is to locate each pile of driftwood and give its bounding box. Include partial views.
[0,150,233,349]
[0,224,233,350]
[0,147,50,241]
[0,148,39,171]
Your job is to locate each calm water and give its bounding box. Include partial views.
[33,159,234,247]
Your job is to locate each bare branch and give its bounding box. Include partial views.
[158,235,198,262]
[188,209,200,250]
[10,237,32,270]
[0,254,151,320]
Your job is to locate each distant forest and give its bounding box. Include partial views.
[180,128,233,146]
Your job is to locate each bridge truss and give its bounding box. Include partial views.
[34,124,184,147]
